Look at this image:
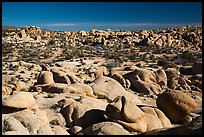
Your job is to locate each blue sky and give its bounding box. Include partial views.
[2,2,202,31]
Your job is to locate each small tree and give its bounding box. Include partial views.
[49,39,55,45]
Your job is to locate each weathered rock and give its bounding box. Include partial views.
[63,83,96,98]
[172,76,191,91]
[70,126,83,134]
[2,114,30,135]
[165,68,180,80]
[94,66,109,78]
[166,68,191,91]
[155,37,163,47]
[131,78,162,95]
[13,81,27,91]
[77,122,131,135]
[36,71,55,85]
[13,108,54,135]
[91,76,143,105]
[60,100,106,129]
[57,98,76,109]
[104,96,147,133]
[51,68,71,84]
[32,83,96,98]
[144,115,202,135]
[134,68,157,83]
[139,30,148,37]
[155,69,168,87]
[112,73,131,89]
[156,90,196,123]
[138,96,157,107]
[166,34,173,47]
[2,92,35,108]
[2,84,13,95]
[123,68,163,95]
[78,30,87,37]
[77,95,108,110]
[40,64,50,71]
[2,108,56,135]
[18,29,30,42]
[192,95,202,114]
[51,126,70,135]
[66,73,82,83]
[32,83,67,93]
[143,113,163,131]
[141,106,172,131]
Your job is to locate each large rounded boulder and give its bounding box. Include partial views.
[156,90,196,123]
[36,71,54,85]
[90,76,143,105]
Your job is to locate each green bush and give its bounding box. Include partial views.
[103,51,120,60]
[157,59,168,68]
[140,54,147,61]
[127,53,138,60]
[179,51,197,63]
[43,52,50,58]
[2,45,13,56]
[49,39,55,45]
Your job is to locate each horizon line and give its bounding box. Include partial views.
[3,23,202,31]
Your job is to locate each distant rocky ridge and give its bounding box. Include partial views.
[2,26,22,30]
[2,25,49,31]
[2,25,202,64]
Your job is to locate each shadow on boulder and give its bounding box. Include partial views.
[2,106,26,114]
[75,109,106,128]
[61,108,106,129]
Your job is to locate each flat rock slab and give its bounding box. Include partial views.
[2,92,35,108]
